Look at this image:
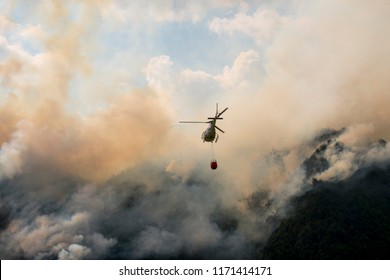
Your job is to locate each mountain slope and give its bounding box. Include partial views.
[262,136,390,259]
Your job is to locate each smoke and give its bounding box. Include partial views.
[312,126,390,182]
[0,1,173,182]
[1,0,390,259]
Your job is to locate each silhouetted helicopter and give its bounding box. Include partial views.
[179,103,228,143]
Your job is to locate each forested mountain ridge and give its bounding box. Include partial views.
[262,131,390,259]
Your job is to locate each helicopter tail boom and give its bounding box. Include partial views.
[179,122,210,124]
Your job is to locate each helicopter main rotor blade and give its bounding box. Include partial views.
[217,107,228,117]
[215,126,225,133]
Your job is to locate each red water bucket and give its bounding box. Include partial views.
[210,160,218,170]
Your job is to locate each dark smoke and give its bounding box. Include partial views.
[2,124,389,259]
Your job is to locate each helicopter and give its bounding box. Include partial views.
[179,103,228,143]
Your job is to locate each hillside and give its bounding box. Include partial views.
[262,133,390,259]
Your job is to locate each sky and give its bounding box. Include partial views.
[1,0,390,259]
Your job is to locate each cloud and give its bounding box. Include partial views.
[99,0,239,23]
[209,8,282,45]
[216,49,261,89]
[144,55,174,94]
[172,49,263,119]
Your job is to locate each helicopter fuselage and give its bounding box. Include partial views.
[202,121,217,142]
